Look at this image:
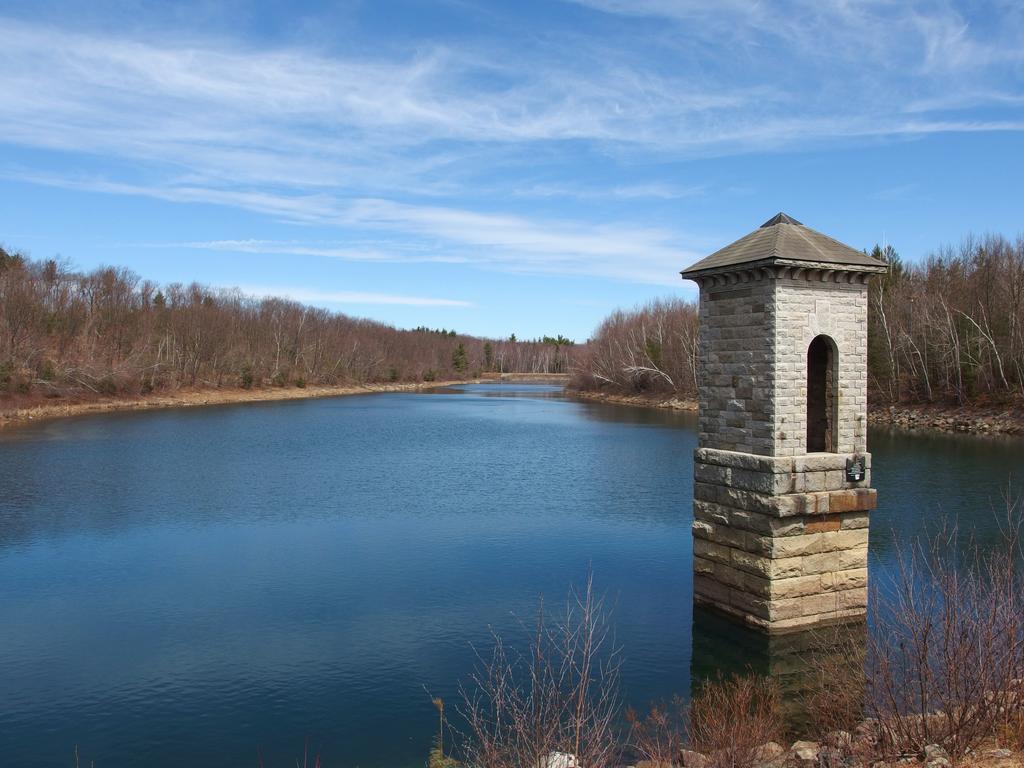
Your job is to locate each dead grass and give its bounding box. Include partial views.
[0,380,471,430]
[687,673,786,768]
[626,696,687,766]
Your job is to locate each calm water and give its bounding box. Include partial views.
[0,384,1020,768]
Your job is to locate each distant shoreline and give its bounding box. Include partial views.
[12,377,1014,438]
[0,374,574,431]
[567,387,1024,436]
[0,381,469,430]
[569,388,699,412]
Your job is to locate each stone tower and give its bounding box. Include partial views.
[681,213,887,633]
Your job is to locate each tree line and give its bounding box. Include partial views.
[867,234,1024,404]
[570,297,699,398]
[572,232,1024,406]
[0,248,580,400]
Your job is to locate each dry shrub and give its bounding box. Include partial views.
[628,675,784,768]
[996,702,1024,752]
[626,696,686,766]
[458,573,621,768]
[800,624,868,738]
[687,673,785,768]
[861,493,1024,760]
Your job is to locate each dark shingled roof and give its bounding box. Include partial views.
[681,213,886,277]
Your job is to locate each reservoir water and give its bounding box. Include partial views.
[0,384,1021,767]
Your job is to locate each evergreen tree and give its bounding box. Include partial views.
[452,343,468,373]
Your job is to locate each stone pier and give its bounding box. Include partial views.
[692,449,875,631]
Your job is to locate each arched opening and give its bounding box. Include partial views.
[806,335,837,452]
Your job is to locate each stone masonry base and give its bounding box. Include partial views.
[692,447,876,633]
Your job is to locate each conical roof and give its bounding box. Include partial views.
[681,213,886,277]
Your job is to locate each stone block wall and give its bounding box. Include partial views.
[772,278,869,456]
[697,272,870,458]
[691,447,875,633]
[697,280,777,455]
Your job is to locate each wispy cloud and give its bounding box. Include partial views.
[516,181,704,199]
[871,184,919,202]
[0,4,1020,199]
[232,285,474,308]
[173,197,703,286]
[183,239,452,264]
[14,165,702,285]
[566,0,1024,72]
[0,3,1021,301]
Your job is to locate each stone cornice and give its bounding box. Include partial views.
[684,259,885,289]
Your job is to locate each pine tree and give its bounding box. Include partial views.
[452,343,468,373]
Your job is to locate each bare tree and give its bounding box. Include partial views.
[572,298,699,399]
[0,250,585,403]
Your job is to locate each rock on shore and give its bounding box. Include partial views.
[869,403,1024,435]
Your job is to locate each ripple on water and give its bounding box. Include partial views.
[0,386,1020,768]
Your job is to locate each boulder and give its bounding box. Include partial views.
[817,746,849,768]
[541,752,579,768]
[787,741,821,768]
[681,749,709,768]
[752,741,787,766]
[923,744,951,768]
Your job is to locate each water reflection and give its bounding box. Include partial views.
[690,607,866,730]
[868,424,1023,565]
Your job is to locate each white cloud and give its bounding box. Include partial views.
[184,239,450,263]
[12,166,702,285]
[516,181,704,199]
[174,197,703,286]
[232,285,474,307]
[567,0,1024,70]
[0,4,1021,296]
[0,5,1020,196]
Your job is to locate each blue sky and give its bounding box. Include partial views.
[1,0,1022,340]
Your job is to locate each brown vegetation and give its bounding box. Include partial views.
[458,573,622,768]
[868,237,1024,406]
[626,697,687,766]
[0,247,581,414]
[571,235,1024,415]
[797,494,1024,766]
[686,674,785,768]
[569,297,698,399]
[627,676,785,768]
